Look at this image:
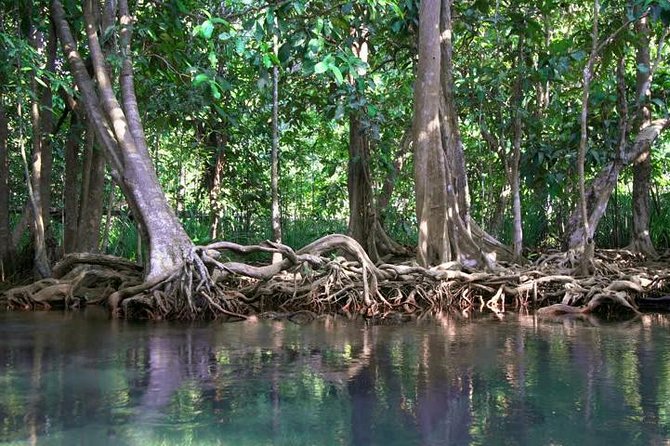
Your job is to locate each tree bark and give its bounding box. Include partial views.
[0,100,10,275]
[76,122,105,253]
[574,0,599,273]
[413,0,448,266]
[511,38,525,260]
[270,43,282,264]
[24,3,51,278]
[347,112,375,259]
[629,14,656,257]
[566,10,667,252]
[566,118,669,249]
[63,113,82,253]
[52,0,192,281]
[346,27,376,260]
[206,128,227,240]
[413,0,495,268]
[39,20,57,245]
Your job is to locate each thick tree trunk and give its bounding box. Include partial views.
[52,0,192,281]
[347,28,375,259]
[347,113,375,259]
[0,101,9,275]
[63,113,82,253]
[631,153,654,255]
[414,0,495,267]
[439,0,470,224]
[413,0,448,266]
[76,124,105,253]
[629,14,657,257]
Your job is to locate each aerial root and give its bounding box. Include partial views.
[2,235,668,320]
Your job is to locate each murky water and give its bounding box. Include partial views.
[1,310,670,445]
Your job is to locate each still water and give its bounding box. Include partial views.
[1,310,669,446]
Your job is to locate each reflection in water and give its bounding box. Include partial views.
[1,310,670,445]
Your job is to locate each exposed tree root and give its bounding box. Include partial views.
[1,235,669,320]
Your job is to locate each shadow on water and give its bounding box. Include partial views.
[1,309,670,445]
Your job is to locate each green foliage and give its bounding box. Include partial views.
[1,0,670,271]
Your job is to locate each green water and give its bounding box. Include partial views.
[1,310,670,445]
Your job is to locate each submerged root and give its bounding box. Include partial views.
[2,235,669,320]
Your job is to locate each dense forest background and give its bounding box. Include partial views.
[0,0,668,285]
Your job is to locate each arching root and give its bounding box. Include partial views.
[2,235,669,319]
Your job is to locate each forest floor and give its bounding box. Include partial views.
[1,235,669,321]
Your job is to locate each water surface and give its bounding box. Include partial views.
[1,310,669,445]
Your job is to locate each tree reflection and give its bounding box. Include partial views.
[1,312,670,445]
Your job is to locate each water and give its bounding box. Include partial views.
[1,310,670,446]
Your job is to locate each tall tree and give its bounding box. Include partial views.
[0,100,9,276]
[413,0,501,268]
[270,32,282,264]
[629,12,656,257]
[52,0,193,282]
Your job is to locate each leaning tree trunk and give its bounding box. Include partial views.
[413,0,498,268]
[566,10,668,252]
[52,0,193,282]
[566,118,669,250]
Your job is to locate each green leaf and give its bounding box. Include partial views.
[235,38,246,55]
[210,83,221,99]
[329,65,344,84]
[200,20,214,39]
[314,61,329,74]
[193,73,209,87]
[208,52,218,68]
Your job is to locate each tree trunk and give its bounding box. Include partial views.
[23,1,51,278]
[346,27,376,260]
[629,14,657,257]
[270,47,282,264]
[574,0,599,273]
[207,129,227,240]
[76,123,105,253]
[511,38,525,260]
[39,20,57,247]
[413,0,495,268]
[566,118,669,249]
[52,0,192,281]
[0,100,9,275]
[347,112,375,259]
[566,10,668,253]
[63,113,82,254]
[414,0,449,266]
